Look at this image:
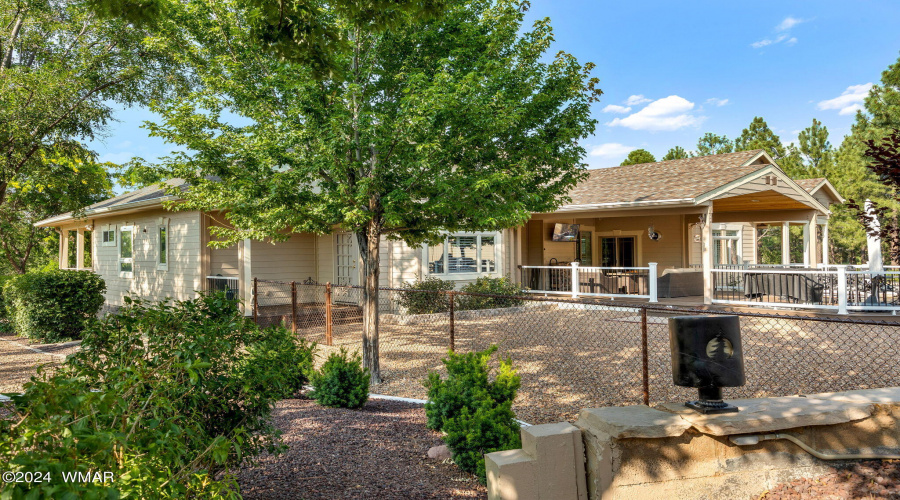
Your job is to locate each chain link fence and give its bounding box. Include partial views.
[252,278,900,424]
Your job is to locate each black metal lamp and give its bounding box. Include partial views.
[669,315,746,414]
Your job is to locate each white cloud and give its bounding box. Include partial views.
[786,37,798,45]
[602,104,632,114]
[590,143,636,158]
[706,98,729,107]
[817,83,873,115]
[751,33,788,49]
[606,95,704,131]
[776,16,805,31]
[624,95,652,106]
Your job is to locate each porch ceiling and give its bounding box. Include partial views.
[712,190,812,212]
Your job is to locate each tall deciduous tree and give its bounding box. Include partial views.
[695,133,733,156]
[662,146,690,161]
[1,0,175,271]
[146,0,600,382]
[620,149,655,166]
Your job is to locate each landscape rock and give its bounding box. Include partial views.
[427,444,452,461]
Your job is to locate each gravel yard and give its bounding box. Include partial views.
[233,398,486,499]
[756,460,900,499]
[0,330,76,393]
[288,302,900,424]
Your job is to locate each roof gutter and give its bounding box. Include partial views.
[552,198,696,212]
[34,196,179,228]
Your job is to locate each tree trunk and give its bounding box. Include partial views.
[357,219,382,384]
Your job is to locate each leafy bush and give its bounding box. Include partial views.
[0,274,11,322]
[424,345,519,431]
[397,276,455,314]
[310,348,370,408]
[424,345,521,484]
[3,269,105,342]
[457,276,525,311]
[443,401,521,484]
[236,326,317,399]
[0,292,291,498]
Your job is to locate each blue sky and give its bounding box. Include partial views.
[89,0,900,171]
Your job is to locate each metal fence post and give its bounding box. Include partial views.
[641,307,650,406]
[836,265,848,315]
[570,261,580,298]
[325,282,333,346]
[449,291,456,352]
[252,277,258,323]
[648,262,658,303]
[290,281,298,334]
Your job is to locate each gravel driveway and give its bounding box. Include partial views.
[234,398,486,499]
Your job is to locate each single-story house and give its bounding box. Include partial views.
[36,149,842,311]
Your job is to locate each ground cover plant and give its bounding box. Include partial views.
[0,293,309,498]
[2,269,105,342]
[310,348,370,409]
[425,345,521,483]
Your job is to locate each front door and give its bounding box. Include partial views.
[334,233,359,287]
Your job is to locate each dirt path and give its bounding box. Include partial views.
[0,334,69,393]
[234,398,486,499]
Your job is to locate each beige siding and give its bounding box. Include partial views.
[388,238,422,287]
[251,233,317,283]
[63,209,203,308]
[742,224,756,264]
[316,234,334,284]
[713,175,811,205]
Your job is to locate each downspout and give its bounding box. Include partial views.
[731,434,900,460]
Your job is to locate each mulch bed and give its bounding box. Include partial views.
[757,460,900,499]
[234,398,487,499]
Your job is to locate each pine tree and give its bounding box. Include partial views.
[696,133,733,156]
[662,146,690,161]
[620,149,656,166]
[735,117,786,159]
[798,119,833,178]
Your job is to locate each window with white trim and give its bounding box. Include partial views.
[101,225,116,247]
[158,218,169,270]
[712,227,742,266]
[119,225,134,276]
[61,228,93,270]
[426,233,499,276]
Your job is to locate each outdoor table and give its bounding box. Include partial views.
[743,272,824,303]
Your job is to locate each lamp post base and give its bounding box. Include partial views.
[685,400,740,414]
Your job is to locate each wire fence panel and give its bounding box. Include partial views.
[252,278,900,424]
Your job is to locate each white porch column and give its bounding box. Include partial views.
[805,211,818,268]
[239,238,252,316]
[648,262,658,303]
[822,222,830,266]
[76,230,84,270]
[570,261,579,298]
[702,205,714,304]
[781,221,791,266]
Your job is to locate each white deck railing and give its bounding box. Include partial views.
[520,262,658,302]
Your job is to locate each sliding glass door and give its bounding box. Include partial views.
[600,236,636,268]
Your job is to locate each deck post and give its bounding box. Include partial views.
[325,282,333,346]
[570,261,580,298]
[252,277,258,323]
[782,221,791,266]
[836,266,848,315]
[290,281,298,334]
[648,262,658,303]
[702,206,714,305]
[822,222,830,266]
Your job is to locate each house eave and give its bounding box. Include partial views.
[34,196,179,228]
[551,199,697,213]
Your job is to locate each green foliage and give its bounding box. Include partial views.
[0,274,11,321]
[0,293,288,498]
[3,269,105,342]
[798,118,834,177]
[620,149,656,166]
[424,345,521,483]
[696,133,734,156]
[424,345,520,431]
[398,276,456,314]
[457,276,525,310]
[735,116,786,159]
[236,326,318,400]
[662,146,691,161]
[310,348,371,409]
[443,400,521,484]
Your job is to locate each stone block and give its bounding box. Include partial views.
[576,405,691,439]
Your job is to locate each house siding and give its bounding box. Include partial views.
[251,233,318,283]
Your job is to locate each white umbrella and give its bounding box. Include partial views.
[865,200,884,275]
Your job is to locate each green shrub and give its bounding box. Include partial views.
[397,276,455,314]
[3,269,106,342]
[424,345,519,431]
[443,400,521,484]
[310,348,370,409]
[0,292,288,498]
[237,326,317,399]
[424,345,521,484]
[0,274,12,322]
[457,276,525,311]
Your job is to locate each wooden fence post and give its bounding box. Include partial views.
[641,307,650,406]
[252,277,258,324]
[325,282,333,346]
[448,291,456,352]
[291,281,298,334]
